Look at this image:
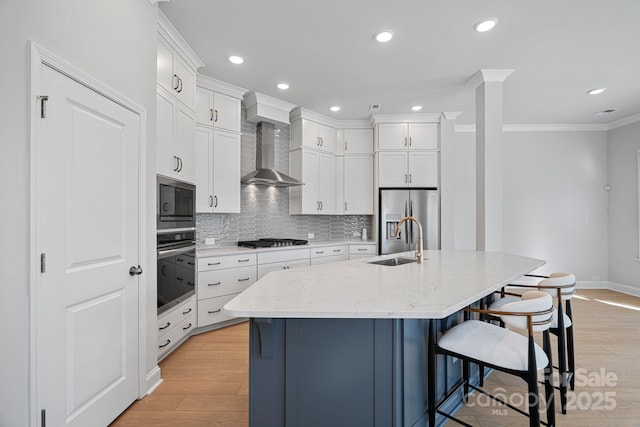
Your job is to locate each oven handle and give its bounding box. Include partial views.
[157,244,196,259]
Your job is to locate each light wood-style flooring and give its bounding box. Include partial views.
[111,289,640,426]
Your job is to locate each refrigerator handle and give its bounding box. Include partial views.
[409,199,414,245]
[404,200,409,244]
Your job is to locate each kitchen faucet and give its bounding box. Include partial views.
[395,216,424,264]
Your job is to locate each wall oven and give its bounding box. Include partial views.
[156,175,196,314]
[157,175,195,231]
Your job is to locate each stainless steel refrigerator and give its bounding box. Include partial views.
[379,189,440,255]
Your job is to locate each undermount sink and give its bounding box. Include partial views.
[368,257,418,266]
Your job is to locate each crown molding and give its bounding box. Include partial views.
[441,111,462,121]
[466,69,515,88]
[197,74,248,99]
[158,10,205,70]
[290,107,344,128]
[607,113,640,130]
[369,113,442,126]
[148,0,169,5]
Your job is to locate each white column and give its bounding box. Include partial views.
[439,111,461,250]
[468,69,514,251]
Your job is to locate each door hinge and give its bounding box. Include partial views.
[39,95,49,118]
[40,253,46,273]
[41,409,46,427]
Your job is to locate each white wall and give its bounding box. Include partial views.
[451,129,609,282]
[0,1,158,425]
[607,121,640,292]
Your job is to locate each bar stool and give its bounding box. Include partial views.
[429,291,555,427]
[490,272,575,414]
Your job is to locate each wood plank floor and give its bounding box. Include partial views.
[110,289,640,426]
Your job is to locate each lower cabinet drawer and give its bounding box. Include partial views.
[197,294,239,327]
[158,314,195,359]
[157,297,196,335]
[310,254,347,265]
[197,266,256,299]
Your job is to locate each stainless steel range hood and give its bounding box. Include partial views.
[241,122,304,187]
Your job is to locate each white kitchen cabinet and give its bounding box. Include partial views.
[197,253,257,328]
[290,148,336,214]
[377,123,437,150]
[310,245,347,265]
[341,155,373,214]
[349,243,377,259]
[339,128,373,154]
[291,118,337,154]
[377,151,438,188]
[195,86,241,132]
[157,34,197,111]
[195,125,241,213]
[157,296,196,360]
[157,86,196,183]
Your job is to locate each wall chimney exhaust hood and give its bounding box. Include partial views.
[241,122,304,187]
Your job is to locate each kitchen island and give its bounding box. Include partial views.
[225,250,545,427]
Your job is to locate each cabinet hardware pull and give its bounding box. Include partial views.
[172,74,179,91]
[208,282,221,286]
[344,202,347,211]
[357,248,368,251]
[344,141,347,151]
[182,308,192,315]
[209,195,214,207]
[214,195,218,208]
[187,281,195,286]
[177,76,183,93]
[238,259,250,262]
[178,157,183,172]
[173,156,179,171]
[409,136,412,147]
[188,261,194,265]
[320,137,324,146]
[404,136,408,146]
[182,323,192,331]
[159,322,171,330]
[316,251,324,254]
[176,276,183,281]
[208,309,222,314]
[214,109,219,122]
[176,257,184,262]
[409,174,412,183]
[333,249,341,253]
[405,174,408,183]
[238,277,250,282]
[210,108,214,122]
[159,339,171,348]
[208,262,221,266]
[320,201,323,210]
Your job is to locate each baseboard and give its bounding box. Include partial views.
[145,365,163,395]
[576,280,608,289]
[607,281,640,297]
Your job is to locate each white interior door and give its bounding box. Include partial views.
[36,64,140,427]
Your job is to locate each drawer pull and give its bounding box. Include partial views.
[182,323,193,331]
[187,281,195,286]
[182,308,192,315]
[208,282,221,286]
[208,308,222,314]
[333,249,341,253]
[238,277,250,282]
[159,322,171,330]
[159,339,171,348]
[237,259,250,263]
[208,262,221,266]
[176,257,184,262]
[176,276,183,281]
[357,248,368,252]
[316,251,324,254]
[188,261,194,266]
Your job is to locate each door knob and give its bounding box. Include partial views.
[129,265,143,276]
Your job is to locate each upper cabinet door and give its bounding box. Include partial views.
[212,129,241,213]
[407,123,437,150]
[408,151,438,187]
[213,92,241,132]
[377,151,408,187]
[174,57,196,109]
[195,87,214,126]
[344,155,373,214]
[157,36,196,111]
[157,38,175,97]
[377,123,408,150]
[195,126,213,213]
[318,124,337,154]
[342,129,373,154]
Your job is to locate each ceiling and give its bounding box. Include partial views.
[159,0,640,125]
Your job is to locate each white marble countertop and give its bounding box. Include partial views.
[224,250,545,319]
[196,240,377,258]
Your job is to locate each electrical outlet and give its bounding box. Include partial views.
[308,233,315,239]
[205,237,216,245]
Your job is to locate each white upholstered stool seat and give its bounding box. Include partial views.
[490,296,572,328]
[439,320,548,371]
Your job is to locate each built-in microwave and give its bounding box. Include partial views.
[157,175,195,231]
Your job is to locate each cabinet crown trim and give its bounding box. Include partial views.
[158,10,205,70]
[370,113,442,125]
[197,74,248,99]
[245,92,296,125]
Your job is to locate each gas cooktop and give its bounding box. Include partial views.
[238,238,309,248]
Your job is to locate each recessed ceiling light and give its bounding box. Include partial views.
[587,87,606,95]
[411,105,423,111]
[329,106,341,112]
[277,83,290,90]
[474,18,498,33]
[375,31,393,43]
[228,55,244,65]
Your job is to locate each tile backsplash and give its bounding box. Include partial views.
[196,105,373,248]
